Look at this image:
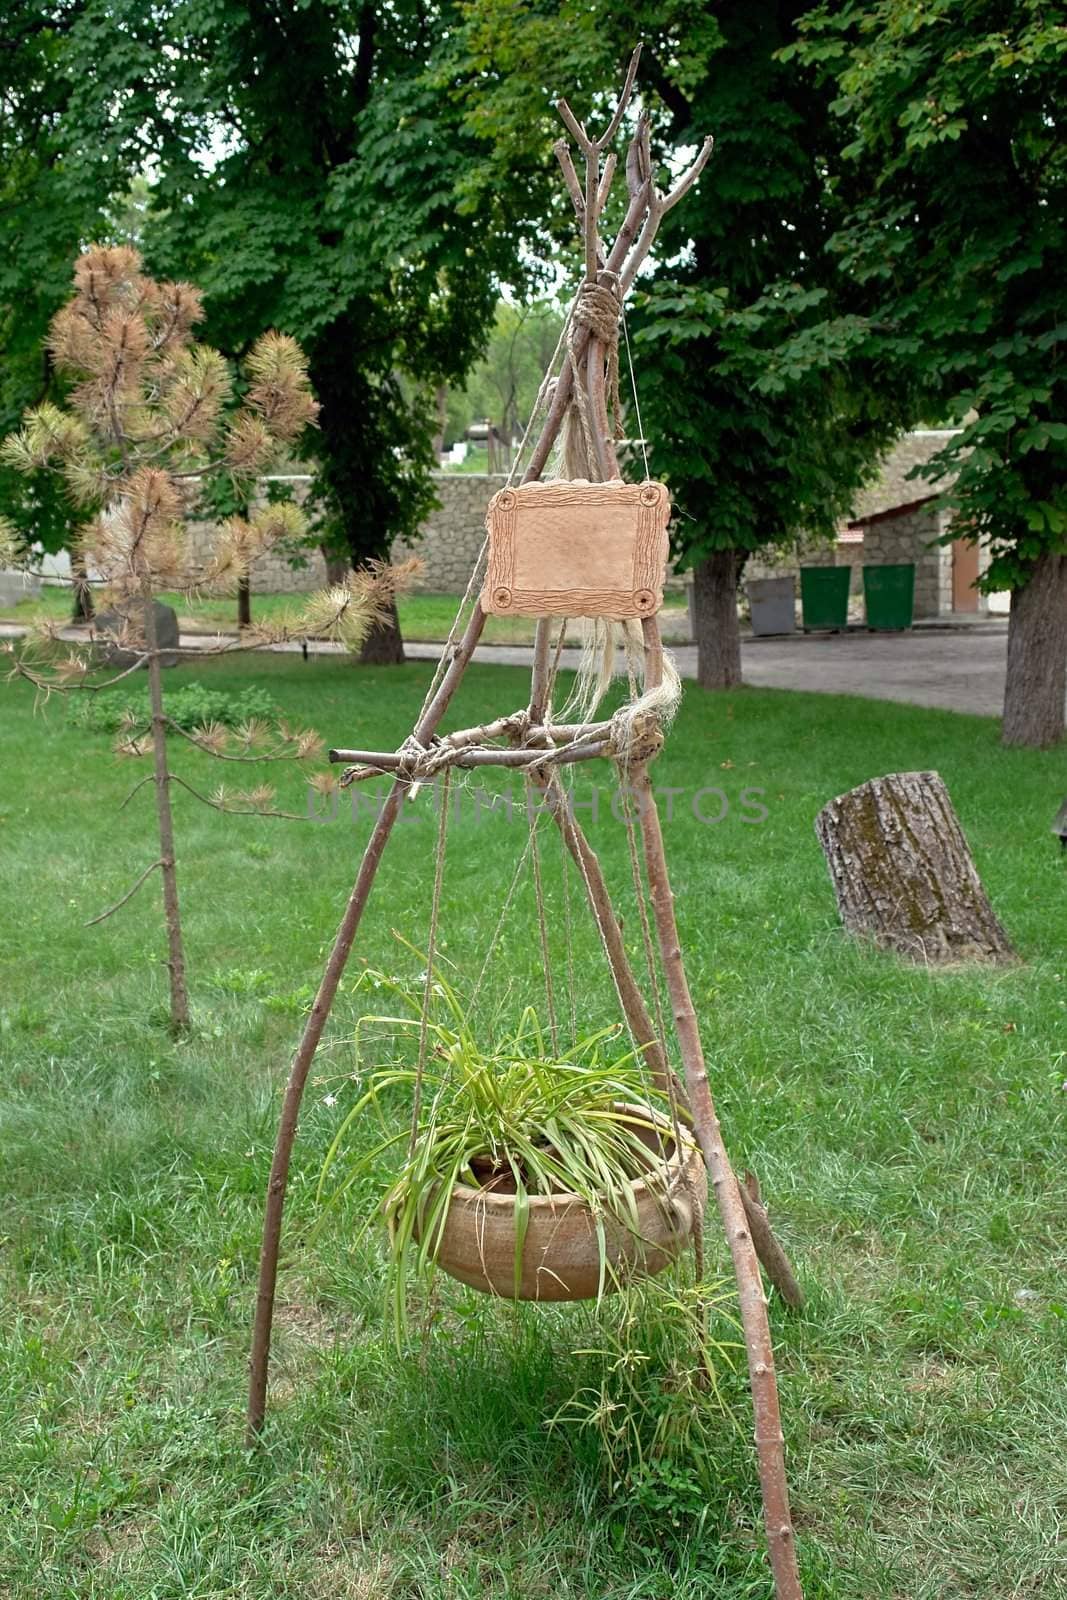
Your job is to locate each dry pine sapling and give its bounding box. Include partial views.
[2,245,419,1030]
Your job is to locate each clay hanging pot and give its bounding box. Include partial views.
[426,1104,707,1302]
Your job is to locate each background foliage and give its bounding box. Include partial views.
[0,2,532,574]
[789,0,1067,592]
[4,1,1063,594]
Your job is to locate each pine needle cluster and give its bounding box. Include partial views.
[1,245,319,605]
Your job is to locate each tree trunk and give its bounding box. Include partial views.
[321,547,351,587]
[142,584,191,1029]
[247,597,487,1442]
[815,771,1015,964]
[431,382,448,458]
[693,548,743,689]
[71,551,94,622]
[1002,552,1067,747]
[237,575,251,630]
[358,597,405,665]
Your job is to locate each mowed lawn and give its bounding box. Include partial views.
[0,585,692,647]
[1,649,1065,1599]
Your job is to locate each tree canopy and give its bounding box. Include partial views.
[625,2,911,563]
[0,1,982,589]
[79,5,519,566]
[790,0,1066,592]
[789,0,1067,741]
[1,1,1062,723]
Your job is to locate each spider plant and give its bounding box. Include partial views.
[317,958,683,1341]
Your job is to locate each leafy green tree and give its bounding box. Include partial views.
[457,1,914,686]
[51,0,523,661]
[789,1,1067,746]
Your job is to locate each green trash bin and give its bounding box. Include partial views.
[863,563,915,630]
[800,565,851,631]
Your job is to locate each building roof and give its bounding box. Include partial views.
[847,494,939,531]
[848,430,959,523]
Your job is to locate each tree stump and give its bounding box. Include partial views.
[815,770,1015,963]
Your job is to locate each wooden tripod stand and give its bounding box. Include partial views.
[247,49,805,1600]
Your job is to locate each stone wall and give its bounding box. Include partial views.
[850,430,960,520]
[183,471,690,596]
[743,510,959,618]
[180,477,325,594]
[156,437,978,616]
[741,431,965,600]
[394,473,507,591]
[181,472,507,595]
[858,506,953,619]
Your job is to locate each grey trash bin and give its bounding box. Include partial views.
[94,599,181,668]
[746,576,796,637]
[0,569,42,607]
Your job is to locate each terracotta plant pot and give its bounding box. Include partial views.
[426,1104,708,1301]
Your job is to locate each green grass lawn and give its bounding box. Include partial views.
[0,584,692,647]
[2,650,1066,1598]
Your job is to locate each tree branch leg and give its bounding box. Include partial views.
[529,768,669,1094]
[246,600,487,1442]
[741,1172,804,1310]
[534,767,803,1300]
[630,762,803,1600]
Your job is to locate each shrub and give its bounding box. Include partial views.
[70,681,279,735]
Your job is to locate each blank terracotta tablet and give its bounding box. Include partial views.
[481,479,671,620]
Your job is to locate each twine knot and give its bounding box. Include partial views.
[396,734,431,782]
[573,280,622,347]
[503,708,532,747]
[566,276,625,469]
[608,707,664,767]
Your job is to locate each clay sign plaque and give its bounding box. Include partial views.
[481,479,671,620]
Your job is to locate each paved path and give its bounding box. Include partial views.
[406,626,1014,719]
[1,619,1017,719]
[713,628,1012,718]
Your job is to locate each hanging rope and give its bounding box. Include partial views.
[408,289,582,738]
[527,778,560,1055]
[546,618,568,723]
[410,255,649,757]
[558,775,578,1044]
[620,302,652,485]
[613,613,702,1271]
[470,731,563,1033]
[402,262,670,1119]
[549,770,639,1057]
[470,814,540,1012]
[395,261,706,1289]
[615,635,675,1103]
[409,769,452,1156]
